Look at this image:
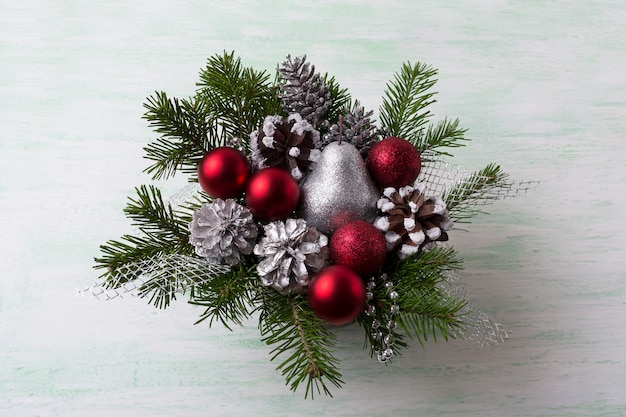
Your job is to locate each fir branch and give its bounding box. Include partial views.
[94,185,194,286]
[190,264,258,330]
[396,290,467,345]
[386,245,463,286]
[417,117,469,158]
[143,91,217,180]
[124,185,191,239]
[258,289,343,398]
[197,51,281,149]
[387,246,466,344]
[443,163,513,222]
[379,62,438,142]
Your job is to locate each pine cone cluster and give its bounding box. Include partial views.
[250,113,321,180]
[323,101,379,158]
[278,55,331,127]
[374,183,453,259]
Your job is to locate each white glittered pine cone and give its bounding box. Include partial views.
[249,113,321,180]
[254,218,328,294]
[189,199,258,265]
[373,182,454,259]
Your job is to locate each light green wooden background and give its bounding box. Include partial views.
[2,1,625,416]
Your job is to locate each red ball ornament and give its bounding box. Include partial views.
[366,137,422,188]
[198,147,251,199]
[330,220,387,277]
[245,168,300,221]
[308,265,366,326]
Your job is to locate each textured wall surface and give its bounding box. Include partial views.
[2,1,625,416]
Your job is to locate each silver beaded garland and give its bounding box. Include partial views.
[364,273,401,363]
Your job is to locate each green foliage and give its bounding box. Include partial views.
[94,185,194,287]
[379,61,438,142]
[388,247,467,344]
[143,91,217,180]
[197,51,282,149]
[142,51,281,181]
[444,163,512,222]
[417,117,469,158]
[190,264,258,330]
[258,289,343,398]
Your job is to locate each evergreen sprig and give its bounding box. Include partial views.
[417,117,469,158]
[444,163,512,222]
[197,51,282,148]
[190,264,258,330]
[386,247,466,344]
[143,92,216,180]
[258,289,343,398]
[379,61,438,142]
[94,185,193,286]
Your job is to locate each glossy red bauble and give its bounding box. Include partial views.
[308,265,366,326]
[329,220,387,277]
[245,168,300,221]
[366,137,421,188]
[198,147,251,198]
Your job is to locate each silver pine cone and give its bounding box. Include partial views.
[254,218,328,294]
[278,55,331,127]
[189,199,258,265]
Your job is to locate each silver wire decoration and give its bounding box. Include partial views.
[78,254,230,303]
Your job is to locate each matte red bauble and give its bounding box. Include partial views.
[308,265,366,326]
[245,168,300,221]
[366,137,421,188]
[329,220,387,277]
[198,147,251,198]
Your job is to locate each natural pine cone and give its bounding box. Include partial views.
[250,113,321,180]
[373,183,453,259]
[322,101,379,159]
[278,55,331,127]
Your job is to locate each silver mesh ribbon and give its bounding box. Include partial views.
[438,269,509,346]
[78,254,230,301]
[418,155,538,212]
[415,155,536,346]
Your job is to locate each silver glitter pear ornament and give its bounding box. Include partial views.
[298,141,379,233]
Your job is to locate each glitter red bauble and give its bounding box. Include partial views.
[366,137,422,188]
[329,220,387,277]
[198,147,251,198]
[308,265,366,326]
[245,168,300,221]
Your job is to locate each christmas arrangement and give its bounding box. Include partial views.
[88,52,533,398]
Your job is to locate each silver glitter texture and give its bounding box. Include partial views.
[298,141,379,234]
[189,199,258,265]
[254,218,328,294]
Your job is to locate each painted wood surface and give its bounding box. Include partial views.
[1,1,625,416]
